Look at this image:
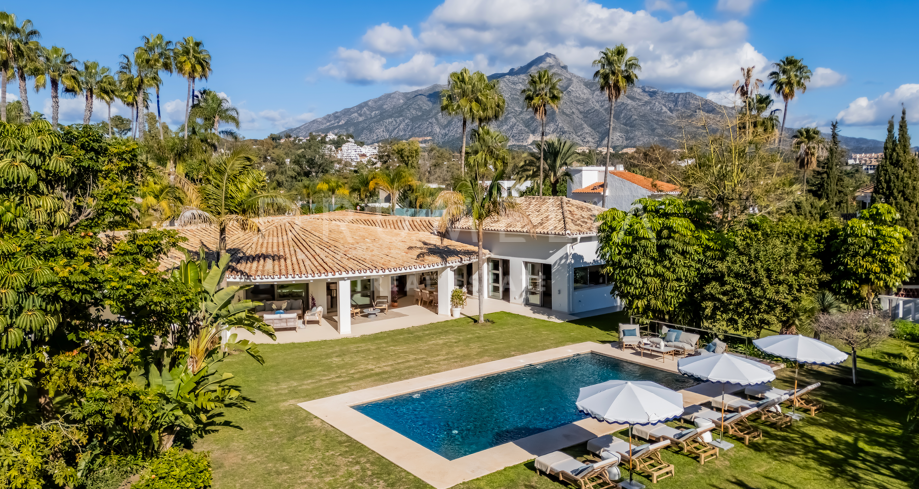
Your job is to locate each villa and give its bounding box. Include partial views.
[568,165,680,210]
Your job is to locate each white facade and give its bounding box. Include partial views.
[444,229,621,315]
[483,180,533,197]
[323,142,380,164]
[567,166,678,211]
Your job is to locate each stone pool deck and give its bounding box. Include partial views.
[299,342,775,489]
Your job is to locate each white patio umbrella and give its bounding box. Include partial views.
[753,334,847,419]
[677,354,775,448]
[577,380,683,489]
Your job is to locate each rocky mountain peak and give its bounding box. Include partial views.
[494,53,569,78]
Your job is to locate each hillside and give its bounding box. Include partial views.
[288,53,882,153]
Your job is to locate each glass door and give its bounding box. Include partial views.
[526,262,542,306]
[455,266,467,291]
[488,259,502,299]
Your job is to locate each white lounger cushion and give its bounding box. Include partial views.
[711,394,757,411]
[587,435,640,455]
[534,451,579,474]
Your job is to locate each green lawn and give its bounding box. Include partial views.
[197,311,918,489]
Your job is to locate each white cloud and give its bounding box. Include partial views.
[810,67,847,88]
[837,84,919,126]
[716,0,759,15]
[322,0,769,91]
[705,89,739,106]
[645,0,686,13]
[41,95,130,124]
[363,23,418,54]
[258,110,316,131]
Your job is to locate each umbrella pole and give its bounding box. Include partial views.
[719,383,726,444]
[791,361,799,422]
[628,424,634,485]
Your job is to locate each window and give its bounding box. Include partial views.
[248,284,275,301]
[573,265,609,289]
[277,283,306,299]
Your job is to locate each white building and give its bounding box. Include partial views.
[324,142,380,164]
[567,166,680,210]
[483,180,533,197]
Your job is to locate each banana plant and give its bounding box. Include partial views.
[171,248,275,373]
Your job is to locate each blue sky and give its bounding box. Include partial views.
[12,0,919,142]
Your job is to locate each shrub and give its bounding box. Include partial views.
[450,288,467,308]
[132,450,212,489]
[892,320,919,342]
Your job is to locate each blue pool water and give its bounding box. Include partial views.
[354,353,696,460]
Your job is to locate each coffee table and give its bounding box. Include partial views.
[640,343,678,362]
[363,307,381,318]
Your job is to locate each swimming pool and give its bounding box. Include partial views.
[354,353,696,460]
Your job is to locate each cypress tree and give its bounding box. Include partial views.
[817,121,844,212]
[874,108,919,275]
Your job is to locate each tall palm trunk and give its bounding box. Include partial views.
[460,118,467,176]
[539,116,546,197]
[477,225,485,324]
[156,87,164,139]
[1,68,6,122]
[184,77,192,139]
[16,66,31,123]
[214,116,219,133]
[218,222,227,254]
[136,84,145,139]
[130,104,136,139]
[106,102,112,137]
[83,89,93,125]
[779,99,789,148]
[50,78,60,128]
[602,99,615,205]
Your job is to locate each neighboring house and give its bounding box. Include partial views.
[567,166,680,210]
[483,180,533,198]
[161,212,480,335]
[855,185,873,209]
[444,196,621,315]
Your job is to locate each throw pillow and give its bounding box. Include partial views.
[649,337,664,346]
[664,330,682,342]
[712,338,727,354]
[704,342,716,353]
[660,325,670,336]
[623,328,638,337]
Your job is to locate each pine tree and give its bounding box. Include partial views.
[874,108,919,275]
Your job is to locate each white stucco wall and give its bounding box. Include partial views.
[570,237,620,313]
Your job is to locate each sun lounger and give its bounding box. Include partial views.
[653,425,719,465]
[534,451,621,489]
[784,382,823,416]
[682,405,763,445]
[618,440,674,484]
[755,395,792,428]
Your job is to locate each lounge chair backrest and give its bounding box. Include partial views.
[568,455,620,479]
[793,382,821,398]
[633,440,670,459]
[674,428,698,441]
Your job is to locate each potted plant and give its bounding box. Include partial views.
[450,288,467,318]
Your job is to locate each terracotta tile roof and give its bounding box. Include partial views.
[308,210,437,233]
[572,170,680,194]
[856,185,874,195]
[450,196,603,236]
[153,214,479,282]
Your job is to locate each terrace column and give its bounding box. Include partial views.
[437,267,453,316]
[470,261,480,296]
[336,279,351,334]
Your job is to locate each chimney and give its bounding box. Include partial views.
[615,164,624,171]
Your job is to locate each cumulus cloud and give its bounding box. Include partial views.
[41,96,130,124]
[837,84,919,126]
[810,67,847,88]
[258,110,316,131]
[321,0,769,91]
[645,0,687,12]
[705,89,739,106]
[363,23,417,54]
[716,0,759,15]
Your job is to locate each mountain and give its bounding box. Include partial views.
[288,53,882,153]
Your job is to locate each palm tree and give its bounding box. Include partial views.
[33,46,79,128]
[517,138,576,196]
[593,45,640,203]
[2,13,40,124]
[811,290,845,340]
[116,71,137,138]
[748,93,781,139]
[96,73,118,136]
[792,127,827,189]
[435,169,533,324]
[174,37,211,140]
[466,126,509,179]
[76,61,110,125]
[176,149,297,253]
[521,69,563,196]
[370,166,419,214]
[474,74,505,127]
[190,89,239,134]
[440,68,480,176]
[298,179,320,214]
[142,34,173,140]
[316,175,348,210]
[119,48,155,139]
[733,66,761,138]
[0,13,12,122]
[349,169,376,206]
[769,56,811,147]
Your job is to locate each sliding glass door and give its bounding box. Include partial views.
[525,262,543,306]
[488,259,502,299]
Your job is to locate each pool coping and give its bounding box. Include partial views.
[302,341,741,489]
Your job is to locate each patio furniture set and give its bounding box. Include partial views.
[352,296,390,319]
[413,287,439,308]
[618,324,728,363]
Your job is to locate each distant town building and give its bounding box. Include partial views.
[567,165,680,210]
[848,153,882,174]
[409,137,433,147]
[323,141,380,164]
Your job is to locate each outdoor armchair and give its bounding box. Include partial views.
[374,296,389,315]
[618,324,642,352]
[305,306,323,326]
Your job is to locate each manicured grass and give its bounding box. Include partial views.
[198,311,918,489]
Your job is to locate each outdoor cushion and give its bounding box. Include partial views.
[704,342,716,352]
[681,332,700,347]
[288,299,303,310]
[664,330,682,342]
[674,428,698,440]
[660,325,670,336]
[622,328,638,337]
[649,337,664,346]
[712,338,728,354]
